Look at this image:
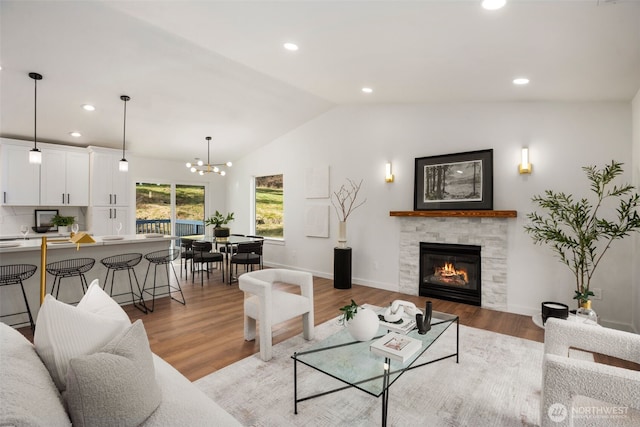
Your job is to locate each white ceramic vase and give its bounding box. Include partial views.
[338,221,347,248]
[346,306,379,341]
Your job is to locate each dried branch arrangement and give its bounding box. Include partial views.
[331,178,366,222]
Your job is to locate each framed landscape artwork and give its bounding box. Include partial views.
[414,149,493,210]
[35,209,59,231]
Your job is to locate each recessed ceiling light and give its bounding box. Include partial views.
[69,131,82,137]
[513,78,530,85]
[82,104,96,111]
[362,87,373,94]
[482,0,506,10]
[283,42,299,51]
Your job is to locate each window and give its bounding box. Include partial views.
[135,182,205,237]
[255,174,283,238]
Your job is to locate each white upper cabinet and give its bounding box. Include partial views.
[0,139,40,205]
[40,146,89,206]
[88,146,129,207]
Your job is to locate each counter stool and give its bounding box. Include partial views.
[100,253,147,314]
[46,258,95,305]
[0,264,37,331]
[141,249,185,312]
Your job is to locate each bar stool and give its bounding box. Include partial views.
[100,253,146,314]
[141,249,185,312]
[46,258,95,305]
[0,264,37,331]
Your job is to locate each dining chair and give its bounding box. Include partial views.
[217,234,245,255]
[229,241,262,284]
[192,241,224,285]
[246,236,265,269]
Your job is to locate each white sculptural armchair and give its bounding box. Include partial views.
[239,269,314,361]
[541,318,640,427]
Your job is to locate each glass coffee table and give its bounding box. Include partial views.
[292,307,459,426]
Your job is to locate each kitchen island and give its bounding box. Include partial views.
[0,234,178,323]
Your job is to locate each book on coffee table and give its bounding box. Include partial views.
[370,332,422,363]
[375,307,418,334]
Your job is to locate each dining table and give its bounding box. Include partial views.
[179,234,263,282]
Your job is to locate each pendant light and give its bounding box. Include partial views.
[119,95,130,172]
[28,72,43,164]
[185,136,232,176]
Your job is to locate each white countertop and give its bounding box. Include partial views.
[0,234,178,253]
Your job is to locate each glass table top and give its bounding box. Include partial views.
[293,307,458,397]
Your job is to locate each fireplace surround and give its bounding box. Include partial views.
[392,210,516,311]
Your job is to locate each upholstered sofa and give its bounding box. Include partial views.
[0,281,240,427]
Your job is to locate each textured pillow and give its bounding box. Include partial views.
[0,323,71,427]
[34,283,131,391]
[65,320,162,427]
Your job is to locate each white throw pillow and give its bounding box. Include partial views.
[34,282,131,391]
[78,279,131,324]
[65,320,162,427]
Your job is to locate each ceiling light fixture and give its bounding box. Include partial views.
[69,131,82,138]
[482,0,506,10]
[513,77,530,85]
[28,72,43,165]
[119,95,130,172]
[283,42,299,51]
[82,104,96,111]
[362,87,373,93]
[186,136,232,176]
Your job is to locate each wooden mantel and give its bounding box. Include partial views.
[390,210,517,218]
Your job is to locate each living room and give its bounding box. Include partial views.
[1,1,639,425]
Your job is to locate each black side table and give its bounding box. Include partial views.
[333,247,352,289]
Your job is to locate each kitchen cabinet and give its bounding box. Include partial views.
[88,206,129,236]
[0,139,40,205]
[88,147,129,207]
[40,146,89,206]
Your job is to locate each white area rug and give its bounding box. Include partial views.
[196,318,543,426]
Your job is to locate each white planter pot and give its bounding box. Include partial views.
[57,226,69,234]
[346,306,379,341]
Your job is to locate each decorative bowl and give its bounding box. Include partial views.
[541,301,569,325]
[32,226,52,233]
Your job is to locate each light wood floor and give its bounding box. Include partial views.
[19,266,636,382]
[119,268,544,381]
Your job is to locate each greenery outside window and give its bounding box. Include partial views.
[255,174,283,238]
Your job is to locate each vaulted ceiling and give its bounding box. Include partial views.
[1,0,639,162]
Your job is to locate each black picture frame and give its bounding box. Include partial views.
[35,209,59,231]
[414,149,493,210]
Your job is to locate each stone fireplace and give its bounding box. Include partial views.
[392,210,516,311]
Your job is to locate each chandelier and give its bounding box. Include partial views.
[186,136,232,176]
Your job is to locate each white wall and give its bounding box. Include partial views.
[228,101,636,329]
[632,90,640,333]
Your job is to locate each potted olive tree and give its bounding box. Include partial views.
[205,210,235,237]
[524,160,640,308]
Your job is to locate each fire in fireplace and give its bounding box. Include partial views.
[419,242,481,306]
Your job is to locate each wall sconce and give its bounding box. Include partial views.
[385,162,394,183]
[518,148,532,174]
